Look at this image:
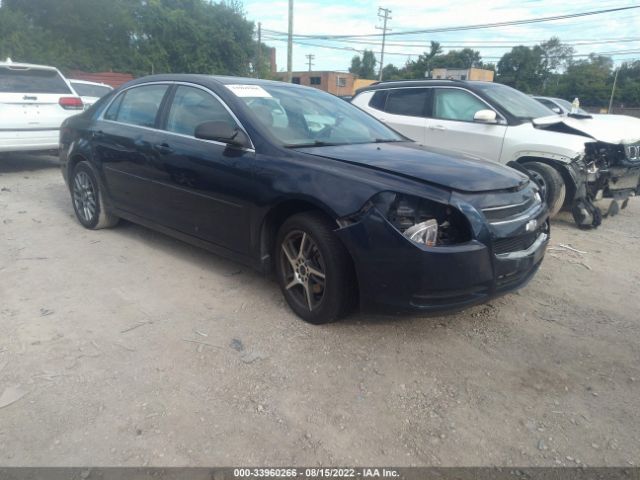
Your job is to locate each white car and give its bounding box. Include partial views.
[69,79,113,108]
[0,59,84,154]
[352,80,640,228]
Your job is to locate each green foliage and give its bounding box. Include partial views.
[349,49,377,79]
[0,0,258,76]
[496,45,545,93]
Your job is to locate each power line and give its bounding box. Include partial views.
[262,5,640,39]
[261,35,640,59]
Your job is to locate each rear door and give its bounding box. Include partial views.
[425,87,507,160]
[373,88,430,143]
[93,84,170,219]
[0,65,78,132]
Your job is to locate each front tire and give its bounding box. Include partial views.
[71,161,119,230]
[275,212,356,324]
[523,161,566,217]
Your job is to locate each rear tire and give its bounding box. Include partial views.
[523,161,566,217]
[275,212,356,324]
[71,161,119,230]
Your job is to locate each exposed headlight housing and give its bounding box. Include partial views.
[372,192,472,246]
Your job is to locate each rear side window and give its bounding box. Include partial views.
[384,88,429,117]
[165,86,237,137]
[0,67,71,94]
[105,85,168,128]
[71,82,112,98]
[368,90,388,111]
[433,88,489,122]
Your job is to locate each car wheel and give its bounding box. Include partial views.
[523,161,566,217]
[275,212,356,324]
[71,161,119,229]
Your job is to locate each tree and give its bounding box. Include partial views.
[496,45,545,93]
[555,54,613,106]
[349,49,377,79]
[0,0,258,76]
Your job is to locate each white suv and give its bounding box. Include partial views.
[0,59,84,154]
[352,80,640,228]
[69,79,113,108]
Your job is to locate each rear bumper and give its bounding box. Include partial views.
[336,206,549,315]
[0,129,59,153]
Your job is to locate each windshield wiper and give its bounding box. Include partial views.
[284,140,343,148]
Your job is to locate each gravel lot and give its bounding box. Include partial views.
[1,153,639,467]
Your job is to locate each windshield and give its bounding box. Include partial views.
[474,83,555,121]
[554,98,589,115]
[236,84,403,147]
[71,82,112,98]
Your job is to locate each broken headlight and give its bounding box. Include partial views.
[372,192,472,246]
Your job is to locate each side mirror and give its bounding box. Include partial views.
[551,107,562,114]
[194,121,251,148]
[473,109,498,124]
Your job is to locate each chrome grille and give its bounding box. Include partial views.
[626,144,640,162]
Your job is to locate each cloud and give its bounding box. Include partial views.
[244,0,640,71]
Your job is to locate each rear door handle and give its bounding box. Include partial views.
[429,125,446,131]
[155,143,173,154]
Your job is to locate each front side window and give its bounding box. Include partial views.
[165,86,237,137]
[433,88,489,122]
[106,85,168,128]
[384,88,429,117]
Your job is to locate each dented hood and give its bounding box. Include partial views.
[294,142,528,193]
[532,114,640,145]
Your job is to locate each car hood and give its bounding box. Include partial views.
[292,142,528,193]
[532,114,640,144]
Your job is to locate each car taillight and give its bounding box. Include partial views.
[59,97,84,110]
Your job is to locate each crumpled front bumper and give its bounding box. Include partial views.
[335,205,549,314]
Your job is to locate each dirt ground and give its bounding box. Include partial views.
[1,153,639,467]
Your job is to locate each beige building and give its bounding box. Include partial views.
[278,71,357,96]
[430,67,494,82]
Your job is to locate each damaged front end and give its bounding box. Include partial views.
[585,141,640,216]
[564,154,602,229]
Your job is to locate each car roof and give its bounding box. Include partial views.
[124,74,309,91]
[0,60,58,71]
[354,79,502,95]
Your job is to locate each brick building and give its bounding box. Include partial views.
[430,67,494,82]
[279,71,356,96]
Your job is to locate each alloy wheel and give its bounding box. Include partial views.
[280,230,327,311]
[73,171,97,223]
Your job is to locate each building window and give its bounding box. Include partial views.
[336,77,346,87]
[310,76,321,85]
[460,74,467,81]
[292,77,300,84]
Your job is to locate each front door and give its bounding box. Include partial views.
[425,87,507,161]
[150,85,256,254]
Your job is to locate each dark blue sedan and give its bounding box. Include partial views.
[59,75,549,323]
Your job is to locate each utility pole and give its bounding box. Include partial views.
[305,54,315,72]
[287,0,294,82]
[256,22,262,78]
[608,66,620,114]
[376,7,391,81]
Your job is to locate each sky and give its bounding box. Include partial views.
[241,0,640,73]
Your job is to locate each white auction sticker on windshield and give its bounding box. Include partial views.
[225,84,272,98]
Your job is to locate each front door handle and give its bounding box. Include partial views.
[428,125,446,131]
[155,143,173,154]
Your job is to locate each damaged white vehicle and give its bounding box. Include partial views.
[352,80,640,228]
